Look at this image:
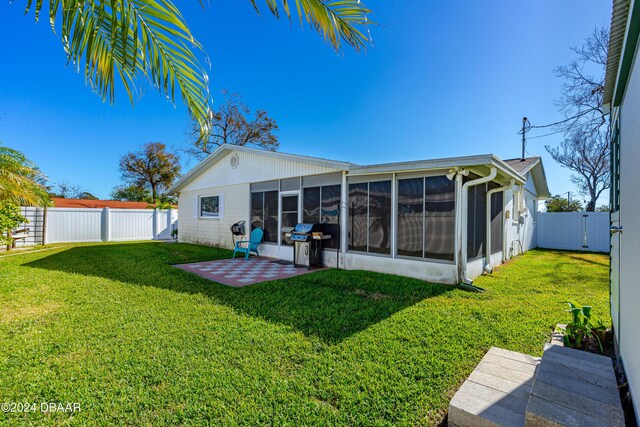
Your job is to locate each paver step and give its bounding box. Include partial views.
[525,345,624,427]
[448,347,540,427]
[448,346,624,427]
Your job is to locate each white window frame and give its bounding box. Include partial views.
[198,193,224,219]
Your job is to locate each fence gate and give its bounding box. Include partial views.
[537,212,610,253]
[13,207,45,247]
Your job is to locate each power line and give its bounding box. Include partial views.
[525,129,565,140]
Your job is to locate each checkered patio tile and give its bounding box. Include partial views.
[174,257,321,287]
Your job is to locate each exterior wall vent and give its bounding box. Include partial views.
[230,153,240,169]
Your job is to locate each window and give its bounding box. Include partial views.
[303,184,341,248]
[397,176,455,261]
[199,195,222,218]
[251,190,278,243]
[348,181,391,254]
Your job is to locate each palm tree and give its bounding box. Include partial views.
[0,145,50,206]
[22,1,372,139]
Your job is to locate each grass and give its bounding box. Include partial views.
[0,242,610,426]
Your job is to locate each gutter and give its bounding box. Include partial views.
[484,179,515,274]
[458,167,497,291]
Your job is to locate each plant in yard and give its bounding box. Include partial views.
[0,202,28,246]
[561,301,607,353]
[0,144,49,206]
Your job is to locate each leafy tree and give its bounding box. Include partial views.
[119,143,181,201]
[596,204,610,212]
[18,0,372,139]
[110,185,152,202]
[545,27,610,212]
[545,195,583,212]
[187,91,279,159]
[0,203,27,247]
[0,145,49,206]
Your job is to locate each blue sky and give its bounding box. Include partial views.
[0,1,611,204]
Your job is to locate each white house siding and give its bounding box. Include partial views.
[500,179,538,262]
[177,150,344,249]
[185,151,342,191]
[615,36,640,418]
[178,183,250,248]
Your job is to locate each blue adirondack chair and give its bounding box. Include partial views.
[233,228,263,261]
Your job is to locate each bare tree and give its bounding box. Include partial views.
[187,91,278,160]
[544,27,610,211]
[119,143,181,201]
[51,181,84,199]
[547,133,609,211]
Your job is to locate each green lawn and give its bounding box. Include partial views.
[0,243,610,426]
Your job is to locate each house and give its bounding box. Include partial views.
[168,145,549,285]
[603,0,640,418]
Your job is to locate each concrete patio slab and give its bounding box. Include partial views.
[174,257,322,287]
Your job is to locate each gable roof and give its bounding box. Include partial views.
[504,157,540,174]
[168,144,355,194]
[504,157,551,199]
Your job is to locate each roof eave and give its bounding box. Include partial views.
[349,154,527,184]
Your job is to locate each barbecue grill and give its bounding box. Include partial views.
[286,223,331,269]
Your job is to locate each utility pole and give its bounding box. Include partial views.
[521,117,527,161]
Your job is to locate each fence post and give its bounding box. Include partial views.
[166,209,173,239]
[152,209,159,240]
[102,207,110,242]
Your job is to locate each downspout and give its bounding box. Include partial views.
[484,179,515,273]
[458,167,497,291]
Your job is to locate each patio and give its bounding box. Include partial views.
[174,257,321,286]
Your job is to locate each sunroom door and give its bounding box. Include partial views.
[279,192,300,251]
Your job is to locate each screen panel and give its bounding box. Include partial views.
[321,184,341,249]
[303,187,320,224]
[348,183,368,252]
[264,190,279,243]
[368,181,392,254]
[424,176,455,260]
[490,191,503,254]
[397,178,424,257]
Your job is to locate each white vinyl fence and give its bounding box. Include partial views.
[12,207,178,246]
[537,212,610,253]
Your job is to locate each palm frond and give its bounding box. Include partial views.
[0,145,50,206]
[251,0,373,52]
[24,0,212,139]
